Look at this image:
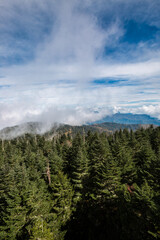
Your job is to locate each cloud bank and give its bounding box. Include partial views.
[0,0,160,129]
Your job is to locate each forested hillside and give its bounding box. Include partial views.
[0,126,160,239]
[0,121,149,140]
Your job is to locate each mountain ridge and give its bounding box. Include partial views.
[0,120,157,140]
[92,113,160,125]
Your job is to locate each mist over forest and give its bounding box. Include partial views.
[0,0,160,239]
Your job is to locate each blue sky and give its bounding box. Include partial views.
[0,0,160,128]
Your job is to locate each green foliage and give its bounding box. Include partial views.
[0,127,160,239]
[30,219,54,240]
[50,171,73,225]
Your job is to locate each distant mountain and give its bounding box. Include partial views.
[93,113,160,125]
[0,121,153,140]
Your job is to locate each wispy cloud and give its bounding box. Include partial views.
[0,0,160,129]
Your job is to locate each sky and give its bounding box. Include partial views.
[0,0,160,129]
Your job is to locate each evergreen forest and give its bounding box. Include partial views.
[0,126,160,239]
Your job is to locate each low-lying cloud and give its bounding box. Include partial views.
[0,0,160,130]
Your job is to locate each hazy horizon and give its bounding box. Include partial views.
[0,0,160,129]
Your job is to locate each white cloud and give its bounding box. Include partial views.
[0,81,159,130]
[0,0,160,129]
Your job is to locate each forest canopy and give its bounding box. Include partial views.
[0,126,160,239]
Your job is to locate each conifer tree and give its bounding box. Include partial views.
[134,142,157,186]
[86,133,113,200]
[49,171,73,239]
